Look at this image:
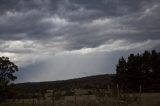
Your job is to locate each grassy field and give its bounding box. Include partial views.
[140,93,160,106]
[0,89,160,106]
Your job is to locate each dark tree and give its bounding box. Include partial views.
[151,50,160,91]
[115,50,160,92]
[116,57,127,89]
[0,56,18,102]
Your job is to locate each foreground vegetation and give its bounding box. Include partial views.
[1,89,160,106]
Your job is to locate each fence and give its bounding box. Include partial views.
[1,87,160,106]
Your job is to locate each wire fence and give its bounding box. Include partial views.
[1,86,160,106]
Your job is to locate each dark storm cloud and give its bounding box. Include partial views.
[68,0,141,17]
[0,0,159,44]
[0,0,61,40]
[0,0,56,14]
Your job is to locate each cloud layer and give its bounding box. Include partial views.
[0,0,160,82]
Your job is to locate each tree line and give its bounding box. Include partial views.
[115,50,160,92]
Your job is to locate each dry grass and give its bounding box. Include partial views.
[1,91,160,106]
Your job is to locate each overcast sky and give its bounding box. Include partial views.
[0,0,160,83]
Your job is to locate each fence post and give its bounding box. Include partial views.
[74,91,77,106]
[52,90,55,106]
[139,85,142,94]
[22,95,24,106]
[139,85,142,106]
[32,97,34,106]
[117,84,119,97]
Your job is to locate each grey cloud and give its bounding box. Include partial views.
[0,10,52,40]
[0,0,159,45]
[61,0,158,22]
[0,0,54,14]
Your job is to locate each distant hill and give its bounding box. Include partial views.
[15,74,114,93]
